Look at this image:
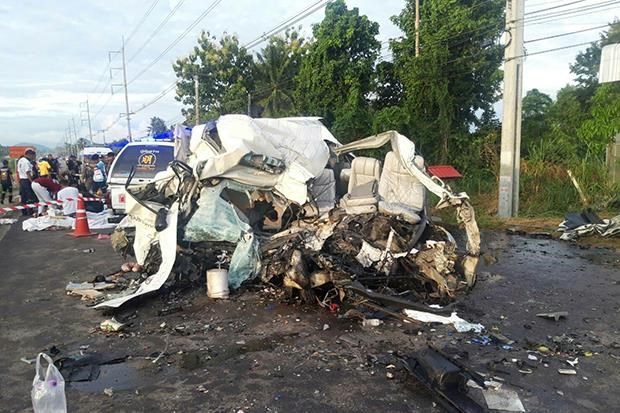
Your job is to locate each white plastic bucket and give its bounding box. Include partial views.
[206,269,229,299]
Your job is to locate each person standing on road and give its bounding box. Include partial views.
[105,152,115,174]
[0,159,14,204]
[37,157,51,177]
[47,154,59,179]
[91,154,107,194]
[66,155,79,185]
[17,149,37,216]
[56,177,80,217]
[31,176,61,216]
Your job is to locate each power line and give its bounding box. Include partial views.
[509,40,597,60]
[525,23,610,43]
[125,0,161,46]
[133,81,178,114]
[523,0,620,23]
[128,0,222,85]
[524,4,620,25]
[127,0,187,64]
[243,0,330,49]
[525,0,585,15]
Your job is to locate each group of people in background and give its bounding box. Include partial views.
[0,148,114,217]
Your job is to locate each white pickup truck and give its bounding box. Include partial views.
[107,141,174,214]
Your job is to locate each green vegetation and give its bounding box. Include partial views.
[172,1,620,218]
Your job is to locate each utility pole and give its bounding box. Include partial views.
[110,37,132,142]
[71,117,79,149]
[69,124,76,155]
[247,92,251,116]
[415,0,420,56]
[121,37,132,142]
[98,129,107,145]
[194,75,200,125]
[498,0,524,217]
[80,100,93,145]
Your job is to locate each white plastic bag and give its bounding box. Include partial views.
[31,353,67,413]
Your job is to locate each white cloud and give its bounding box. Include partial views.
[0,0,617,148]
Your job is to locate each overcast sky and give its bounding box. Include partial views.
[0,0,617,148]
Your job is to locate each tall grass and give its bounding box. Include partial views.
[449,135,619,218]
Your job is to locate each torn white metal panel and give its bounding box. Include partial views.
[95,203,179,309]
[185,116,341,205]
[123,191,159,265]
[216,115,337,178]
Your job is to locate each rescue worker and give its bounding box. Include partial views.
[17,149,37,216]
[31,175,61,216]
[105,152,115,174]
[91,154,107,194]
[0,159,14,204]
[56,177,80,217]
[38,157,51,177]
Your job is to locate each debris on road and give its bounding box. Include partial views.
[481,387,525,412]
[31,353,67,413]
[536,311,568,321]
[558,368,578,375]
[403,309,484,333]
[558,209,620,241]
[403,347,487,413]
[100,317,125,332]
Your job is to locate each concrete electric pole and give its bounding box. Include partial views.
[121,37,132,142]
[498,0,524,218]
[80,100,93,145]
[110,37,132,142]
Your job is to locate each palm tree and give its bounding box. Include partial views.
[254,31,305,117]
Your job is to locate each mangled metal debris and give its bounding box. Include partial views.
[88,115,480,311]
[558,209,620,241]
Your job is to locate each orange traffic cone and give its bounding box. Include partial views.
[69,195,95,237]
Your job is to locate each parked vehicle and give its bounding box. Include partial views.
[107,141,174,214]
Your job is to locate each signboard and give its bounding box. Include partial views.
[600,43,620,84]
[8,146,33,159]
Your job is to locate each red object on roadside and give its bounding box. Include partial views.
[69,195,95,237]
[8,146,32,159]
[427,165,462,179]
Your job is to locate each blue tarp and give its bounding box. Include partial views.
[109,139,129,152]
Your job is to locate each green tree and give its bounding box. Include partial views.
[570,19,620,101]
[146,116,167,136]
[545,85,589,157]
[373,61,403,110]
[173,32,254,122]
[392,0,504,162]
[578,82,620,157]
[521,88,553,154]
[254,30,306,117]
[295,0,380,142]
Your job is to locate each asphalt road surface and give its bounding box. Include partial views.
[0,218,618,412]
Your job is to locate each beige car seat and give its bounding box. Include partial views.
[340,157,381,214]
[377,151,426,223]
